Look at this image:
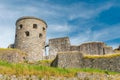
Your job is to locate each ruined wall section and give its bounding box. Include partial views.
[70,45,80,51]
[79,42,105,55]
[69,42,113,55]
[79,42,113,55]
[103,46,113,54]
[49,37,113,60]
[51,51,83,68]
[0,49,26,63]
[49,37,70,59]
[51,51,120,72]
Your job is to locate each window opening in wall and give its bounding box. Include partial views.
[15,34,17,37]
[25,31,30,37]
[18,24,23,29]
[39,33,42,38]
[33,24,37,29]
[43,27,45,31]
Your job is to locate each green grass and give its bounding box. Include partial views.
[0,61,119,77]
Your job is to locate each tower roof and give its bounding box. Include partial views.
[16,16,48,28]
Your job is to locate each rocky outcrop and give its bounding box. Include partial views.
[51,51,120,72]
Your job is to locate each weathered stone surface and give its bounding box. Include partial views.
[0,49,26,63]
[51,51,120,72]
[103,46,113,54]
[14,16,47,62]
[49,37,113,60]
[51,51,83,68]
[79,42,105,55]
[49,37,71,59]
[0,74,119,80]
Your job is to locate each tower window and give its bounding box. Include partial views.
[25,31,30,37]
[33,24,37,29]
[15,34,17,37]
[43,27,45,31]
[18,24,23,29]
[39,33,42,38]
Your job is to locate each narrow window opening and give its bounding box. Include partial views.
[15,34,17,37]
[33,24,37,29]
[25,31,30,37]
[39,33,42,38]
[43,27,45,31]
[18,24,23,29]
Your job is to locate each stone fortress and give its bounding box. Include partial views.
[9,16,114,62]
[7,16,120,72]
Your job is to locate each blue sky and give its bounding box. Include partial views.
[0,0,120,48]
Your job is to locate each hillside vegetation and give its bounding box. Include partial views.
[0,48,120,77]
[0,60,119,77]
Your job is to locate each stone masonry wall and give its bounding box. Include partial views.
[49,37,113,60]
[0,49,26,63]
[51,51,120,72]
[14,16,47,62]
[79,42,105,55]
[49,37,71,59]
[103,46,113,54]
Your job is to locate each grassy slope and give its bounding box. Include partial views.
[0,61,119,77]
[0,48,119,77]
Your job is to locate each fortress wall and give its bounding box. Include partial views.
[79,42,106,55]
[48,37,113,60]
[0,49,26,63]
[103,47,113,54]
[51,51,120,72]
[49,37,71,59]
[51,51,83,68]
[83,56,120,72]
[70,46,80,51]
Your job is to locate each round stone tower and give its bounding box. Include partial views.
[14,16,47,62]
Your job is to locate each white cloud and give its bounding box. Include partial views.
[0,26,15,48]
[68,1,114,20]
[0,0,119,48]
[92,24,120,41]
[48,24,71,33]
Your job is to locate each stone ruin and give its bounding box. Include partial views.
[6,16,114,65]
[51,51,120,72]
[49,37,113,59]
